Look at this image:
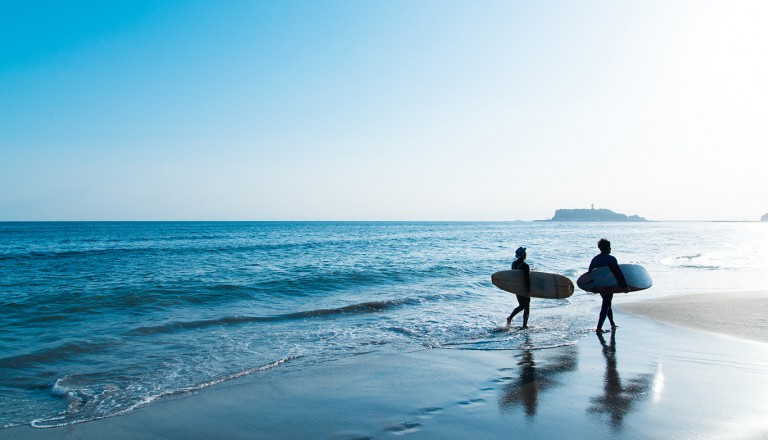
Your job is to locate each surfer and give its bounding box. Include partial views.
[506,247,530,329]
[589,239,628,333]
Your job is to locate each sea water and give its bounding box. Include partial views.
[1,221,767,428]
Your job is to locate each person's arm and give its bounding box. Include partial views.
[522,263,531,293]
[588,256,598,272]
[608,258,628,291]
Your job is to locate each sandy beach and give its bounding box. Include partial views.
[3,291,768,440]
[617,291,768,343]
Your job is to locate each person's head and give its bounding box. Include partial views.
[515,246,527,260]
[597,239,611,253]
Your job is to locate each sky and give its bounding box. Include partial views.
[1,0,766,221]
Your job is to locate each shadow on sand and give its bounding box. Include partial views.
[588,330,656,430]
[498,335,578,418]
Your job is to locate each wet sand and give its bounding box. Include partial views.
[3,292,768,440]
[617,290,768,343]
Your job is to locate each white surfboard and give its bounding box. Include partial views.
[576,264,652,294]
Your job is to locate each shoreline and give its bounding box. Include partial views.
[3,291,768,439]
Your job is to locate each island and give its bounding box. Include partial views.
[762,213,768,222]
[547,207,647,222]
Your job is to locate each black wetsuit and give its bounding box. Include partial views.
[508,259,531,326]
[589,253,628,330]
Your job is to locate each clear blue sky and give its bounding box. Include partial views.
[2,0,766,221]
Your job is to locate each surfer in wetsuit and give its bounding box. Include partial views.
[589,239,628,333]
[506,247,531,329]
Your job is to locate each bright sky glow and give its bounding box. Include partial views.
[1,0,766,221]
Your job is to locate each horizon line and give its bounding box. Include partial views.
[1,219,765,223]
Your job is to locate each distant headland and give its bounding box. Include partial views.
[546,207,647,222]
[762,213,768,222]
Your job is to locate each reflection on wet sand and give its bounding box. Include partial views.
[589,331,655,429]
[498,336,578,418]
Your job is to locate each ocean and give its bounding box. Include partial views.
[1,221,767,428]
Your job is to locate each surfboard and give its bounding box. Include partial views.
[576,264,652,294]
[491,270,574,299]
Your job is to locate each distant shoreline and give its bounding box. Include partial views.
[546,208,647,222]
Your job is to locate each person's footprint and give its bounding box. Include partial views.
[457,397,485,407]
[383,421,421,435]
[418,406,444,417]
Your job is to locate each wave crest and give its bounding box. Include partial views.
[124,298,420,336]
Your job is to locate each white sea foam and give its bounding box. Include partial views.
[30,355,301,428]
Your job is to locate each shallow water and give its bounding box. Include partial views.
[1,221,767,427]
